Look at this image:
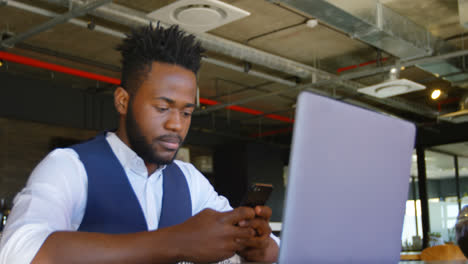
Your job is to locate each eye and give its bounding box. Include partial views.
[155,106,169,113]
[182,111,192,117]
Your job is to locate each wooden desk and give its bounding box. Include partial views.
[401,252,422,261]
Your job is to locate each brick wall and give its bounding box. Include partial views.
[0,117,97,202]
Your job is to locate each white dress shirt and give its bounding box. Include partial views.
[0,132,279,263]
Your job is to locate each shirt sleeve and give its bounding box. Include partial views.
[0,149,87,264]
[175,161,232,215]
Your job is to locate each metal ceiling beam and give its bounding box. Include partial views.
[1,0,112,48]
[271,0,434,59]
[5,0,126,38]
[272,0,468,84]
[341,49,468,81]
[203,57,297,87]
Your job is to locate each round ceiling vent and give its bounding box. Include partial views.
[172,4,227,26]
[374,84,410,97]
[148,0,250,33]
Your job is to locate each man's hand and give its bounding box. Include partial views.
[172,207,257,263]
[237,206,279,262]
[31,207,258,264]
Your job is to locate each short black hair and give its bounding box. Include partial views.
[116,23,205,95]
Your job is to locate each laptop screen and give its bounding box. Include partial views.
[279,92,415,263]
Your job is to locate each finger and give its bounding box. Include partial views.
[245,218,272,238]
[221,207,255,224]
[238,247,266,262]
[230,238,247,252]
[241,236,270,249]
[254,206,272,220]
[228,225,256,240]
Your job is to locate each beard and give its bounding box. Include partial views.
[125,99,183,165]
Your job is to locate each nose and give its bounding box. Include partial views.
[165,109,183,132]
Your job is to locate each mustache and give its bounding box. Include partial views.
[155,134,183,144]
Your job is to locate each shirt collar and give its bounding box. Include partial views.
[105,132,166,178]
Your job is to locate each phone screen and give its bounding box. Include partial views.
[239,183,273,208]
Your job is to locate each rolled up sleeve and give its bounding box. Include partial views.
[0,149,86,264]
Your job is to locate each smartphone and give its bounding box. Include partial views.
[239,183,273,208]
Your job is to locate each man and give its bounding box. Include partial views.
[0,24,279,263]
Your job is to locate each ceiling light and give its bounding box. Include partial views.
[400,66,405,71]
[431,89,442,100]
[0,59,3,67]
[306,19,318,28]
[390,67,398,74]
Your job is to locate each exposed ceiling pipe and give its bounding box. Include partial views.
[36,0,320,80]
[0,50,120,84]
[272,0,468,84]
[4,0,437,119]
[199,97,294,123]
[272,0,434,59]
[337,58,388,73]
[0,0,112,48]
[339,49,468,81]
[5,0,125,38]
[0,51,294,123]
[203,57,297,87]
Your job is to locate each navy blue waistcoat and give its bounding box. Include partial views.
[70,133,192,234]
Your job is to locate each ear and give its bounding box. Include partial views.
[114,87,130,115]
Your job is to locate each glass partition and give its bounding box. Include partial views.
[402,151,423,251]
[425,150,458,245]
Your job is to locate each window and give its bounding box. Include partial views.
[401,150,423,251]
[426,150,458,244]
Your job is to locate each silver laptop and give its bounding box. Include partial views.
[279,92,415,263]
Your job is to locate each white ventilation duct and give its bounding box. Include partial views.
[272,0,468,84]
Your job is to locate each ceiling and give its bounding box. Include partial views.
[1,0,468,143]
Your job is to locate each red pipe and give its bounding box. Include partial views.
[198,99,294,123]
[337,58,388,73]
[0,51,121,85]
[0,51,293,124]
